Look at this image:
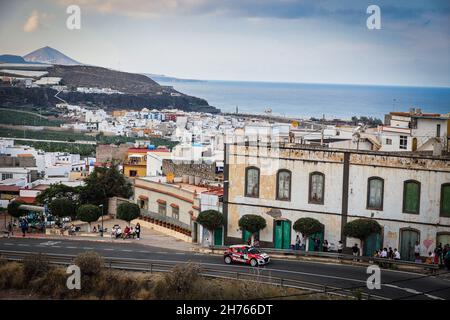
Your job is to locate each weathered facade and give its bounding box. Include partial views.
[224,143,450,259]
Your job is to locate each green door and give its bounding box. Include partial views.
[242,229,252,243]
[400,229,419,261]
[214,227,223,246]
[308,231,324,251]
[364,232,382,257]
[274,220,291,249]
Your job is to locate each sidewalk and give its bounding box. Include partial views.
[4,218,199,252]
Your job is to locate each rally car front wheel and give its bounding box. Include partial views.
[250,258,258,267]
[224,256,232,264]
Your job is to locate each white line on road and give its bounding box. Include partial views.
[156,252,168,254]
[83,247,93,250]
[18,244,29,247]
[121,249,132,252]
[66,246,76,249]
[138,250,149,253]
[103,248,114,251]
[3,243,13,246]
[175,252,185,255]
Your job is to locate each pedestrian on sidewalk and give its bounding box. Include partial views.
[7,221,12,238]
[135,223,141,240]
[20,219,28,237]
[352,243,360,261]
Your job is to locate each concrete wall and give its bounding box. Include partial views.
[162,159,217,181]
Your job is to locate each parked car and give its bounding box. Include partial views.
[223,245,270,267]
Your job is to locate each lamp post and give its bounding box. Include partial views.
[99,204,104,237]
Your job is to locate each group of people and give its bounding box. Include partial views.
[426,243,450,270]
[373,247,401,260]
[111,223,141,240]
[294,235,341,252]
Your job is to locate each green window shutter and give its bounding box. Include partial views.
[441,185,450,217]
[404,182,420,214]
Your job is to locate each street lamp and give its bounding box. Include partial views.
[99,204,104,237]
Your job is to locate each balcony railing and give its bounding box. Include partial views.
[140,209,191,231]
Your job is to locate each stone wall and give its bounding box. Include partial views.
[162,159,218,181]
[0,155,36,167]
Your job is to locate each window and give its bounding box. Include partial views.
[367,177,384,210]
[129,170,137,177]
[437,124,441,137]
[403,180,420,214]
[172,207,179,220]
[400,136,408,150]
[158,203,167,216]
[245,167,260,198]
[139,200,145,209]
[385,138,392,145]
[309,172,325,204]
[441,183,450,217]
[276,170,291,201]
[1,173,13,180]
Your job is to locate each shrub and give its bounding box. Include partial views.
[74,251,104,276]
[196,210,224,232]
[343,219,382,255]
[117,202,140,224]
[30,267,73,299]
[23,253,50,282]
[153,263,202,299]
[0,262,24,289]
[293,218,323,238]
[7,201,26,218]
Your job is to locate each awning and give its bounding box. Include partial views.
[156,199,166,205]
[138,195,149,201]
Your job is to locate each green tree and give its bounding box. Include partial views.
[7,201,26,219]
[76,204,101,232]
[293,217,324,252]
[343,219,382,256]
[196,210,224,246]
[238,214,267,245]
[49,198,77,219]
[116,202,140,225]
[79,165,133,209]
[35,183,81,205]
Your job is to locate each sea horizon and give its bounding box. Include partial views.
[155,78,450,120]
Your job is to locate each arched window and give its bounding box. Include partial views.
[441,183,450,217]
[367,177,384,210]
[276,170,291,201]
[403,180,421,214]
[309,172,325,204]
[245,167,260,198]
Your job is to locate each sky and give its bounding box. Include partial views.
[0,0,449,87]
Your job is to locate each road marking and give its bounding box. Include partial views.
[40,241,61,246]
[138,250,149,253]
[18,244,29,247]
[3,243,13,246]
[156,252,168,254]
[175,252,185,255]
[83,247,93,250]
[425,294,444,300]
[121,249,132,252]
[66,246,77,249]
[103,248,114,251]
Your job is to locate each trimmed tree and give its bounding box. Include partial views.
[293,217,323,251]
[238,214,267,245]
[7,201,26,219]
[49,198,77,219]
[343,219,382,256]
[196,210,224,246]
[76,204,101,232]
[117,202,141,225]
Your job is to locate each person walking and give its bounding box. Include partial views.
[20,219,28,237]
[7,221,12,238]
[444,249,450,271]
[352,243,360,261]
[414,241,421,262]
[337,241,343,254]
[135,223,141,240]
[393,249,401,260]
[323,240,329,252]
[314,237,321,252]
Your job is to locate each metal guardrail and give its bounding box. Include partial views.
[140,209,191,231]
[208,245,440,270]
[0,249,385,300]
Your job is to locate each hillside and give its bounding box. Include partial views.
[24,46,81,65]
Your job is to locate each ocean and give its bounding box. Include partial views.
[156,80,450,120]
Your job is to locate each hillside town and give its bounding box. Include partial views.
[1,104,449,264]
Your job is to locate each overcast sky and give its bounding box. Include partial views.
[0,0,449,87]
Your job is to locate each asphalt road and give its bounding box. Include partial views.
[1,237,449,300]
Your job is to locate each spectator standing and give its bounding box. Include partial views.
[323,240,329,252]
[337,241,343,253]
[414,241,421,262]
[135,223,141,240]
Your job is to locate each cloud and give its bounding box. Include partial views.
[23,10,40,32]
[51,0,450,22]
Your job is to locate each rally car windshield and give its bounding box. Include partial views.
[248,248,260,254]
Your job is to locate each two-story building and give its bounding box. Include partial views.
[123,146,171,178]
[223,142,450,260]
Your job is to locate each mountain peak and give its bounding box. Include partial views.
[23,46,81,66]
